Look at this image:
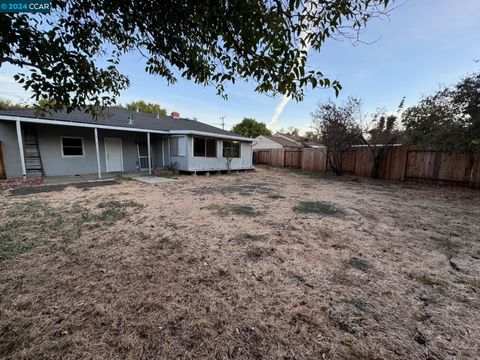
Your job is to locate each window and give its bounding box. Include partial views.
[193,137,217,157]
[170,136,186,156]
[193,137,205,156]
[223,140,241,158]
[61,137,84,157]
[206,139,217,157]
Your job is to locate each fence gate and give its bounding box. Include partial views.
[284,148,302,168]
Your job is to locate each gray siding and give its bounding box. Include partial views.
[186,136,253,172]
[37,126,164,176]
[0,120,252,177]
[0,121,23,178]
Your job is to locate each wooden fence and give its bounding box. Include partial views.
[253,146,480,188]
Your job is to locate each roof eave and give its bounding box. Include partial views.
[0,114,253,141]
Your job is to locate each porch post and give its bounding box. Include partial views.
[147,132,152,175]
[94,128,102,179]
[15,120,26,178]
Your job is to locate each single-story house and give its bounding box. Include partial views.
[252,135,302,150]
[253,132,323,150]
[0,108,254,180]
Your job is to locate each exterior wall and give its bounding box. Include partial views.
[0,119,252,177]
[168,135,188,170]
[0,121,23,178]
[186,136,253,172]
[0,121,165,177]
[252,135,283,150]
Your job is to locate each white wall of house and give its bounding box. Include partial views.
[0,119,253,177]
[252,135,283,150]
[186,136,253,172]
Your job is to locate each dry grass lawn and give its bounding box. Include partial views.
[1,166,479,359]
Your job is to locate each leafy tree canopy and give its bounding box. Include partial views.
[310,96,362,175]
[402,71,480,152]
[0,0,391,116]
[0,98,29,110]
[118,101,167,116]
[232,118,271,138]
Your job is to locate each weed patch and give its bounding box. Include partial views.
[347,257,371,272]
[208,204,261,217]
[293,201,343,216]
[152,236,183,253]
[245,247,267,262]
[231,233,267,244]
[412,273,446,287]
[97,200,143,222]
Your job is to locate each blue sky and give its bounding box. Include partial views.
[1,0,479,133]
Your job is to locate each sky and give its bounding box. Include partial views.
[1,0,480,133]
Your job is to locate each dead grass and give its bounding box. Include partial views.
[1,166,479,360]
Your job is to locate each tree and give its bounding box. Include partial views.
[304,130,321,143]
[0,1,392,116]
[277,127,301,139]
[0,98,29,110]
[232,118,271,138]
[356,104,404,179]
[310,97,362,175]
[119,101,167,116]
[402,72,480,152]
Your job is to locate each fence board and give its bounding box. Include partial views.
[301,148,327,171]
[253,146,480,188]
[405,149,436,180]
[284,148,302,168]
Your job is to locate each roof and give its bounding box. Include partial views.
[275,132,301,143]
[0,108,252,141]
[267,136,302,148]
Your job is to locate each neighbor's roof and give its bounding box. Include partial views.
[267,136,302,148]
[0,108,252,141]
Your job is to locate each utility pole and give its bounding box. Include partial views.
[219,116,226,130]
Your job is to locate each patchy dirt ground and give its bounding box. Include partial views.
[1,166,479,360]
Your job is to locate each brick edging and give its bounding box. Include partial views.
[0,177,44,187]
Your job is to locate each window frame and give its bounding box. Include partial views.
[193,137,218,158]
[222,140,241,158]
[60,136,85,158]
[169,136,186,157]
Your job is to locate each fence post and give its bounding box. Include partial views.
[400,145,409,181]
[470,151,480,188]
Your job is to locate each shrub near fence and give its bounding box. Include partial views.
[253,146,480,189]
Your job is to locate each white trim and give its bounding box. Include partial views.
[0,115,253,142]
[104,137,124,173]
[170,130,251,142]
[147,132,152,175]
[15,120,26,178]
[60,136,85,158]
[94,128,101,179]
[0,115,169,135]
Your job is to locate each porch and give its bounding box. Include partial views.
[11,120,171,179]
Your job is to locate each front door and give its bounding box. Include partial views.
[104,137,123,172]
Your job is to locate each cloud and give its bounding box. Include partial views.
[0,73,32,102]
[269,29,312,127]
[268,96,291,127]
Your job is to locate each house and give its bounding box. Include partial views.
[252,135,302,150]
[0,108,254,180]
